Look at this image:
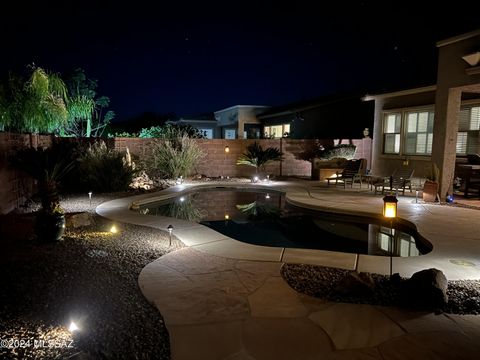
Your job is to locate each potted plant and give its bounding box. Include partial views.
[423,162,440,202]
[11,146,74,242]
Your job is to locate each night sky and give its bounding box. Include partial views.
[2,1,479,122]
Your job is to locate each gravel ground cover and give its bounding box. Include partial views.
[2,185,479,358]
[0,194,184,360]
[282,263,480,315]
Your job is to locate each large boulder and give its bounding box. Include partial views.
[401,268,448,310]
[65,212,95,228]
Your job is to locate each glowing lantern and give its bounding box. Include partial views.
[383,195,398,218]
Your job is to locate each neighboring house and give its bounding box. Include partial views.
[364,29,480,199]
[257,93,373,140]
[213,105,270,139]
[166,117,219,139]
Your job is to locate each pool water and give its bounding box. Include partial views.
[138,188,429,257]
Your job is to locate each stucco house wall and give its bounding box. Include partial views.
[367,30,480,197]
[214,105,269,139]
[432,31,480,197]
[368,87,437,180]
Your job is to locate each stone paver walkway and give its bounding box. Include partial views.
[140,248,480,359]
[97,181,480,359]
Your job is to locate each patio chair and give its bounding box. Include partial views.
[326,159,366,188]
[373,168,414,195]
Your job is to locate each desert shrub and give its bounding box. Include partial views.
[146,135,205,179]
[107,131,138,138]
[139,124,205,139]
[79,141,136,191]
[321,144,356,160]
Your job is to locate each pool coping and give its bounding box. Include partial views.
[96,181,480,280]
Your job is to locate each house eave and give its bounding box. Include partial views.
[362,85,437,102]
[436,29,480,48]
[214,105,270,114]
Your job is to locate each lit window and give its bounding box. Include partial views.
[264,124,290,138]
[456,132,468,154]
[470,107,480,130]
[399,234,419,257]
[405,111,434,155]
[199,128,213,139]
[458,105,480,155]
[383,114,401,154]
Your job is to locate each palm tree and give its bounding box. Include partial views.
[0,66,69,133]
[236,141,283,173]
[66,95,95,137]
[62,68,112,138]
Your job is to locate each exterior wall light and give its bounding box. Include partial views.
[224,145,230,153]
[462,52,480,67]
[224,214,229,220]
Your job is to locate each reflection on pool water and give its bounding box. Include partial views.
[138,188,430,257]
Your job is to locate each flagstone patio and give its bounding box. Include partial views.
[97,181,480,359]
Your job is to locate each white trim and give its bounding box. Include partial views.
[214,105,270,114]
[436,29,480,48]
[362,85,436,101]
[167,119,217,124]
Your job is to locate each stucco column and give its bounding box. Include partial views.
[371,98,385,175]
[431,87,462,199]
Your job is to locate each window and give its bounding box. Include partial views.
[224,129,236,139]
[399,236,419,257]
[199,128,213,139]
[456,132,468,154]
[382,109,435,156]
[264,123,290,138]
[383,114,401,154]
[405,111,434,155]
[457,105,480,155]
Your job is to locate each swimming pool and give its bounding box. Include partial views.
[138,188,430,257]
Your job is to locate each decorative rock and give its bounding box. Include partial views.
[402,268,448,310]
[334,271,375,297]
[65,212,95,228]
[130,171,154,190]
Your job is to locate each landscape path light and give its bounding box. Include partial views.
[167,224,173,246]
[382,194,398,278]
[68,321,79,333]
[88,191,92,206]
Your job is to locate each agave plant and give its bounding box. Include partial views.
[236,142,283,173]
[11,146,74,213]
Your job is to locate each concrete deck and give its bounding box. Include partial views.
[97,181,480,359]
